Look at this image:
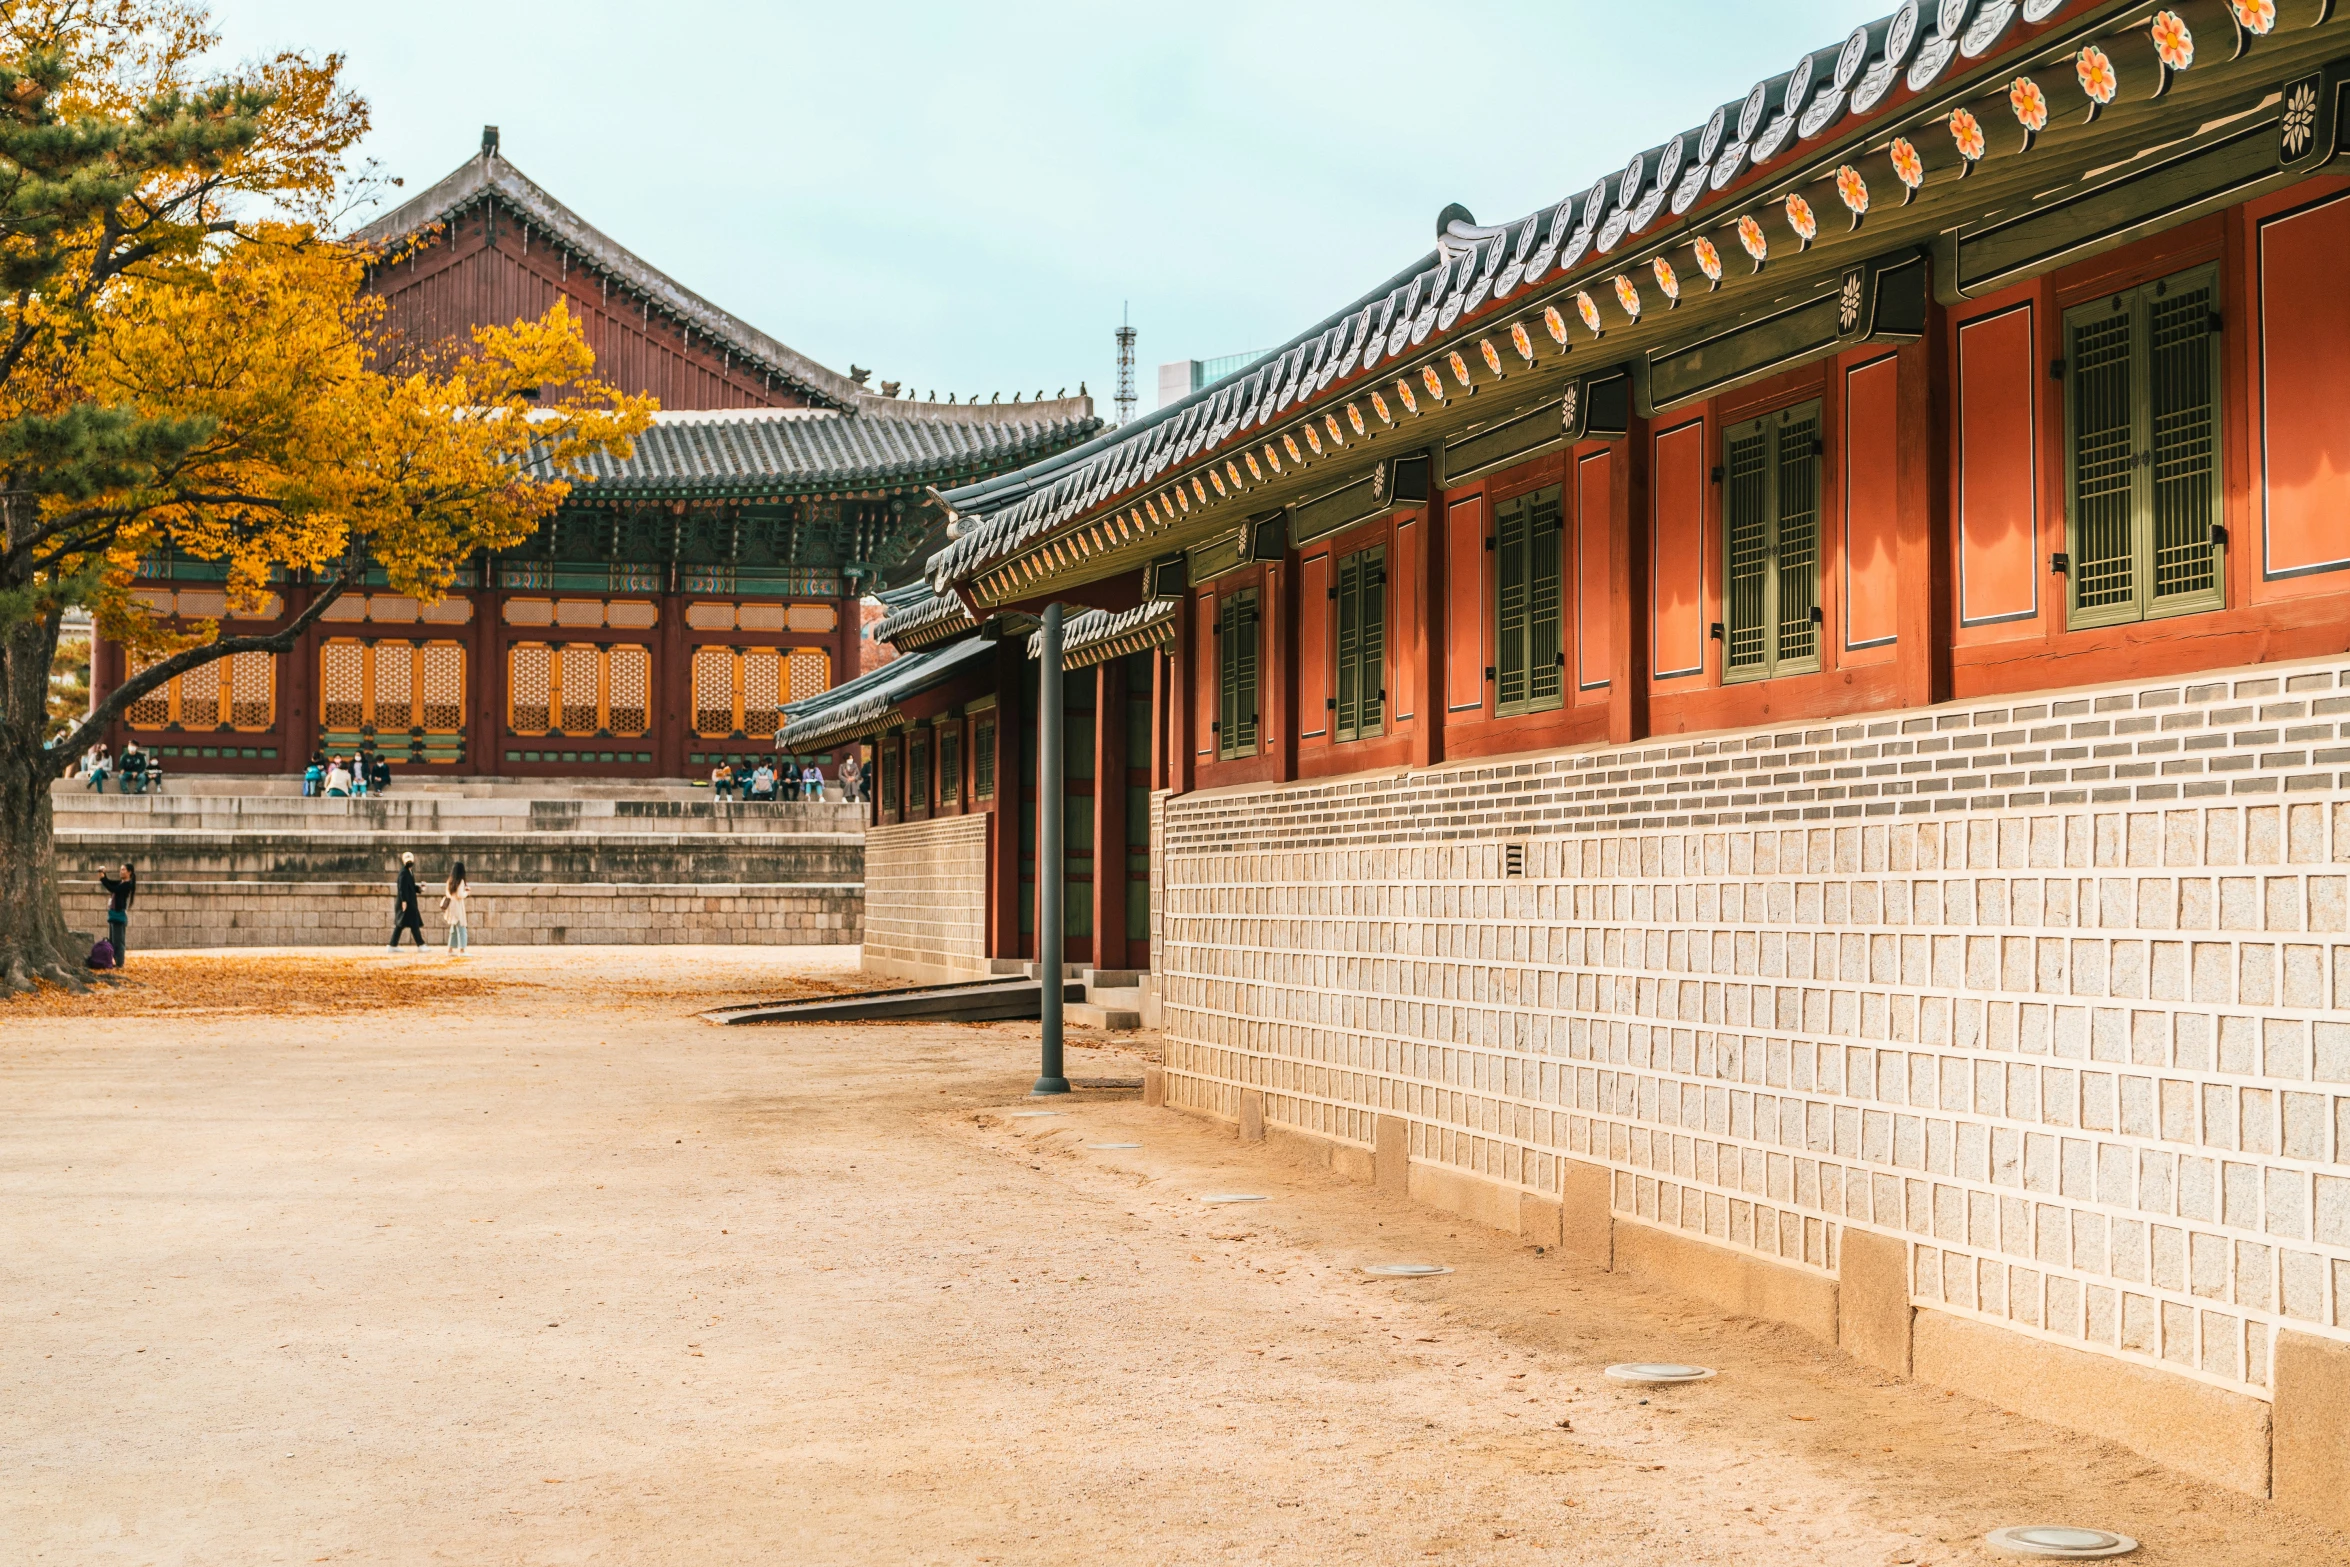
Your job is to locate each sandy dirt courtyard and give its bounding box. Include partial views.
[3,945,2341,1565]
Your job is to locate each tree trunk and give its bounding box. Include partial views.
[0,605,84,993]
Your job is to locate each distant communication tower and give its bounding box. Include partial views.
[1114,303,1137,427]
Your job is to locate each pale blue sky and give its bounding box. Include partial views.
[211,1,1866,409]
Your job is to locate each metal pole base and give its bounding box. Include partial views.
[1030,1076,1071,1096]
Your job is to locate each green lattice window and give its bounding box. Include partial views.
[1723,401,1823,683]
[2062,265,2225,628]
[973,717,996,800]
[1334,545,1386,742]
[1215,586,1260,761]
[1494,485,1564,716]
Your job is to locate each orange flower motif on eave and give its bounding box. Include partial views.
[1950,106,1987,162]
[1692,236,1724,282]
[1736,214,1769,264]
[1613,274,1643,320]
[2150,10,2194,71]
[2231,0,2276,33]
[1890,137,1926,190]
[1651,256,1681,301]
[1784,192,1819,243]
[1835,165,1869,216]
[2076,45,2118,106]
[2009,77,2049,134]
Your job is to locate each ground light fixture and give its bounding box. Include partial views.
[1983,1526,2138,1559]
[1008,1110,1064,1118]
[1197,1194,1269,1204]
[1362,1263,1453,1277]
[1602,1363,1716,1384]
[1086,1142,1141,1150]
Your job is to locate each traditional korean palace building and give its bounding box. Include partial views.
[96,131,1099,778]
[817,0,2350,1520]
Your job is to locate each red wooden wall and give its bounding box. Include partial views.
[368,202,819,411]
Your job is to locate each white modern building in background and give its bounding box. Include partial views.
[1156,351,1264,411]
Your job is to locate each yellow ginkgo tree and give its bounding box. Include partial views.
[0,1,651,990]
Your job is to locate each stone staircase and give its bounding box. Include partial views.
[988,962,1152,1031]
[52,780,866,950]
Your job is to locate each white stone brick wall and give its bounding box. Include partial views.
[1159,656,2350,1406]
[863,815,989,979]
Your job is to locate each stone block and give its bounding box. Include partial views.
[1558,1158,1614,1269]
[1373,1113,1409,1197]
[1408,1161,1520,1235]
[1238,1089,1264,1143]
[1913,1309,2271,1496]
[1141,1067,1165,1108]
[1837,1227,1914,1376]
[1518,1192,1563,1249]
[2273,1328,2350,1528]
[1612,1219,1840,1343]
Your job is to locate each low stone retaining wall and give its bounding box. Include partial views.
[62,879,861,950]
[861,815,990,982]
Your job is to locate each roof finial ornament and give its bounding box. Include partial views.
[1436,200,1476,236]
[990,392,1000,403]
[1056,387,1065,398]
[481,125,500,161]
[849,364,871,386]
[1079,380,1087,396]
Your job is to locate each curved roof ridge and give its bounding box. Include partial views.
[352,145,866,409]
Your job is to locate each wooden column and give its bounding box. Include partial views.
[656,581,689,778]
[1273,559,1298,783]
[1611,420,1651,745]
[1406,501,1441,770]
[1090,659,1128,971]
[987,641,1025,963]
[471,577,502,776]
[1895,312,1953,709]
[1150,644,1169,793]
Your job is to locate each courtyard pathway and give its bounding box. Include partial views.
[1,947,2336,1565]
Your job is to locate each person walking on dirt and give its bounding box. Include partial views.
[439,861,471,957]
[97,862,136,967]
[389,852,427,952]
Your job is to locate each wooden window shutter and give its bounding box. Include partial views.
[2065,262,2224,629]
[1335,552,1361,742]
[1774,408,1821,668]
[2147,273,2221,609]
[1724,403,1823,682]
[1333,545,1387,742]
[1527,489,1564,706]
[1217,587,1260,759]
[1234,589,1260,754]
[2067,296,2138,619]
[1724,420,1772,674]
[1494,496,1529,709]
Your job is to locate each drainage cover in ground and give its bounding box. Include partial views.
[1984,1526,2137,1559]
[1363,1263,1452,1277]
[1087,1142,1142,1150]
[1197,1194,1268,1204]
[1007,1111,1064,1118]
[1602,1363,1715,1384]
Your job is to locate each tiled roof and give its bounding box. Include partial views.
[871,588,978,651]
[928,0,2229,599]
[354,147,865,408]
[1025,600,1178,669]
[564,402,1103,501]
[778,636,997,750]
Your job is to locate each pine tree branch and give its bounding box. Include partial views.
[47,567,354,774]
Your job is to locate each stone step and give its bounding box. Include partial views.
[1085,986,1144,1010]
[1077,968,1147,990]
[1063,1001,1142,1031]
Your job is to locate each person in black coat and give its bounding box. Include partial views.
[97,862,135,967]
[388,852,426,950]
